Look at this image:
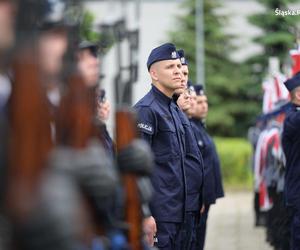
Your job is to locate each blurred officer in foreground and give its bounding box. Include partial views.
[282,72,300,250]
[77,41,115,158]
[175,49,204,250]
[0,1,16,248]
[134,43,186,249]
[3,1,154,249]
[77,41,100,88]
[76,41,126,248]
[77,40,155,249]
[190,84,224,250]
[0,0,16,198]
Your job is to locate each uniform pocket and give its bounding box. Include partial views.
[155,154,181,189]
[154,121,177,156]
[157,119,175,132]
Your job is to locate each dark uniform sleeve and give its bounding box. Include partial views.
[134,106,156,218]
[135,106,156,146]
[212,141,225,199]
[284,112,300,140]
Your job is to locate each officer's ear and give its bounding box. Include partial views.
[149,66,159,82]
[293,87,300,102]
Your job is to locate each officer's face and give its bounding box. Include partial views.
[38,29,68,78]
[0,1,16,54]
[150,59,183,96]
[291,86,300,105]
[188,91,197,116]
[181,65,189,85]
[177,88,191,112]
[175,65,188,95]
[194,94,208,119]
[77,48,100,87]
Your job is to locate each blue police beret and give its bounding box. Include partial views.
[187,80,193,87]
[284,71,300,92]
[79,41,99,57]
[147,43,180,71]
[194,84,205,96]
[177,49,188,65]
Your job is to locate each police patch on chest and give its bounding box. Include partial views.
[137,123,153,134]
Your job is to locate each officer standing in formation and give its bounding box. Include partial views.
[282,72,300,250]
[134,43,224,250]
[134,43,188,249]
[190,84,224,250]
[175,49,204,250]
[174,49,224,250]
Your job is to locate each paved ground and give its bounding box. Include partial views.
[205,191,273,250]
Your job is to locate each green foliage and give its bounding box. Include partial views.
[214,137,253,189]
[79,10,114,54]
[247,0,300,86]
[169,0,261,137]
[80,11,101,43]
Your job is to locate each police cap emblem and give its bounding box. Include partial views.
[171,51,177,59]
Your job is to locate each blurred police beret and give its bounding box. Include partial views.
[284,71,300,92]
[147,43,179,71]
[177,49,188,66]
[194,84,205,96]
[78,41,99,57]
[187,80,193,88]
[37,0,80,31]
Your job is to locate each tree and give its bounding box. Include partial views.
[246,0,300,100]
[80,11,101,43]
[170,0,260,137]
[80,10,114,54]
[248,0,300,69]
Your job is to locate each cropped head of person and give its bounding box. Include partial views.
[0,0,17,67]
[176,49,191,112]
[193,84,208,120]
[284,72,300,106]
[77,41,100,88]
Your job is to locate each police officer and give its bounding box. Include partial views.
[190,84,224,250]
[134,43,186,249]
[77,41,100,88]
[0,0,15,200]
[175,49,204,250]
[282,72,300,250]
[77,41,115,159]
[0,1,16,248]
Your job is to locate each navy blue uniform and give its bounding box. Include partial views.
[0,99,8,207]
[190,118,224,250]
[282,104,300,249]
[134,85,186,249]
[100,123,115,160]
[176,110,204,211]
[173,103,204,250]
[191,119,224,204]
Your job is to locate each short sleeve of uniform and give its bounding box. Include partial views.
[135,106,156,145]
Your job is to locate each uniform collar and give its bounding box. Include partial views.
[172,94,179,102]
[152,84,173,105]
[191,118,205,127]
